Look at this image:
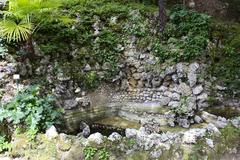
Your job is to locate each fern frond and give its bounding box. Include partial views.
[0,16,33,42]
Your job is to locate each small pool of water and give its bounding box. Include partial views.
[95,116,141,129]
[90,116,209,136]
[205,107,240,119]
[90,116,141,136]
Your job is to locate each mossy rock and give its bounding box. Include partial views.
[126,151,149,160]
[57,139,72,152]
[61,143,84,160]
[10,134,29,157]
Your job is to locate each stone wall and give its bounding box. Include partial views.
[110,44,209,109]
[0,42,210,132]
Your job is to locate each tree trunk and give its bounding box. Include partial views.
[19,35,41,61]
[158,0,167,33]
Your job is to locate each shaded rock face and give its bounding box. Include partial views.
[80,122,90,138]
[0,61,25,105]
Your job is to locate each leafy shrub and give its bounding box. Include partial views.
[0,135,12,153]
[84,146,98,160]
[99,148,110,160]
[84,71,100,90]
[0,86,62,137]
[208,22,240,97]
[172,97,188,116]
[168,6,210,37]
[123,10,150,37]
[84,146,110,160]
[153,6,210,62]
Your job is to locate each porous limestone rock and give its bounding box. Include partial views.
[108,132,122,141]
[206,138,214,148]
[87,132,104,145]
[192,85,203,95]
[46,126,58,140]
[182,128,206,144]
[126,128,138,138]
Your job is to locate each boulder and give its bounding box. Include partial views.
[126,128,138,138]
[132,73,141,80]
[231,118,240,128]
[121,79,129,90]
[186,96,197,111]
[87,132,104,145]
[197,93,208,101]
[201,111,228,128]
[158,86,168,92]
[176,63,187,78]
[152,79,161,88]
[129,78,137,87]
[80,122,90,138]
[172,93,181,101]
[64,99,78,110]
[168,101,180,108]
[188,62,199,87]
[182,128,206,144]
[177,118,190,128]
[193,85,204,95]
[165,66,176,75]
[61,142,84,160]
[206,138,214,148]
[205,123,221,136]
[165,111,176,127]
[142,119,161,134]
[150,149,162,159]
[46,126,58,140]
[188,72,197,87]
[159,96,171,106]
[178,83,192,96]
[194,115,203,124]
[108,132,122,141]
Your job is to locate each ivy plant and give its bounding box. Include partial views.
[0,85,62,137]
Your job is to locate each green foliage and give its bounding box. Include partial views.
[84,71,100,90]
[0,135,12,153]
[0,85,62,137]
[0,0,63,43]
[123,10,150,37]
[84,146,98,160]
[208,22,240,97]
[0,16,33,43]
[35,0,155,90]
[215,125,240,154]
[188,139,207,160]
[188,125,240,159]
[207,97,220,106]
[84,146,110,160]
[153,6,210,62]
[172,97,188,116]
[99,148,110,160]
[127,138,136,147]
[168,6,210,37]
